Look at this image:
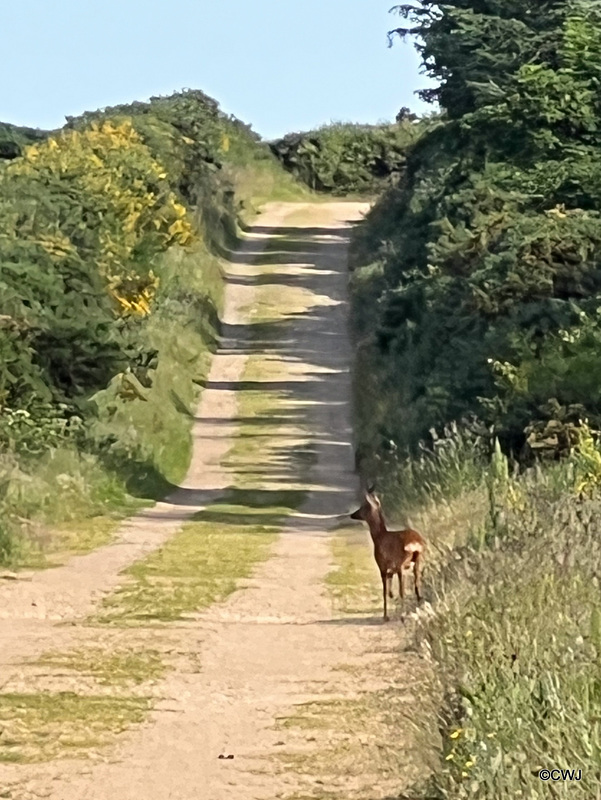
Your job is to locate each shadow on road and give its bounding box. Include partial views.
[126,209,367,534]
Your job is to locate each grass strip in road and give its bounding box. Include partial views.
[34,647,166,687]
[325,525,379,616]
[0,692,151,764]
[93,491,300,625]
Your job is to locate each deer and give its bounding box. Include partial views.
[349,487,425,622]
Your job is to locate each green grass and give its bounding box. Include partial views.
[224,153,313,221]
[0,646,165,763]
[368,450,601,799]
[418,484,601,799]
[13,500,150,571]
[90,237,225,491]
[0,692,151,763]
[35,647,166,687]
[94,502,280,625]
[325,525,379,615]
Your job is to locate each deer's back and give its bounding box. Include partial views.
[373,528,425,572]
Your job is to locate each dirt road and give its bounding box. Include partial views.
[0,203,437,800]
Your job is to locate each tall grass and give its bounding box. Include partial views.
[418,460,601,798]
[350,313,601,796]
[362,422,601,798]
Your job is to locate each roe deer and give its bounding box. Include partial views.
[350,488,425,622]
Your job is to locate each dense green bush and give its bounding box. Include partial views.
[351,1,601,462]
[0,118,194,414]
[63,89,261,206]
[0,88,303,563]
[270,121,424,194]
[0,122,50,161]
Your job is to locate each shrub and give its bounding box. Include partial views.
[270,121,424,194]
[351,1,601,457]
[0,87,300,563]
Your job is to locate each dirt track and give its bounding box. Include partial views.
[0,203,437,800]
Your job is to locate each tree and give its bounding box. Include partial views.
[353,0,601,454]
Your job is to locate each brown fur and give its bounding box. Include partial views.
[350,490,425,622]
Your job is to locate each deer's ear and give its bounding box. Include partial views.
[367,483,376,494]
[365,491,380,509]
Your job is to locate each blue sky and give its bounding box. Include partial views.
[2,0,433,140]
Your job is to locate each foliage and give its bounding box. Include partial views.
[413,459,601,799]
[0,119,192,415]
[0,122,50,161]
[0,88,301,563]
[0,404,84,456]
[63,89,261,206]
[270,121,424,194]
[350,5,601,796]
[351,0,601,462]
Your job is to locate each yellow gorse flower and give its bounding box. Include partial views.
[8,119,193,318]
[35,233,75,258]
[107,271,159,317]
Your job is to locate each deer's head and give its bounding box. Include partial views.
[350,487,382,524]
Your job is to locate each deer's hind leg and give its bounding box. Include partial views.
[397,570,404,600]
[381,572,389,622]
[387,574,394,599]
[398,552,414,602]
[414,552,424,602]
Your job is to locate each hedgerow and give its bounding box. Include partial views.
[270,120,425,195]
[0,89,303,563]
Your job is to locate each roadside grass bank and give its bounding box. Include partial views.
[0,90,310,568]
[352,425,601,799]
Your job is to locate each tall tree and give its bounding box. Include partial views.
[355,0,601,453]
